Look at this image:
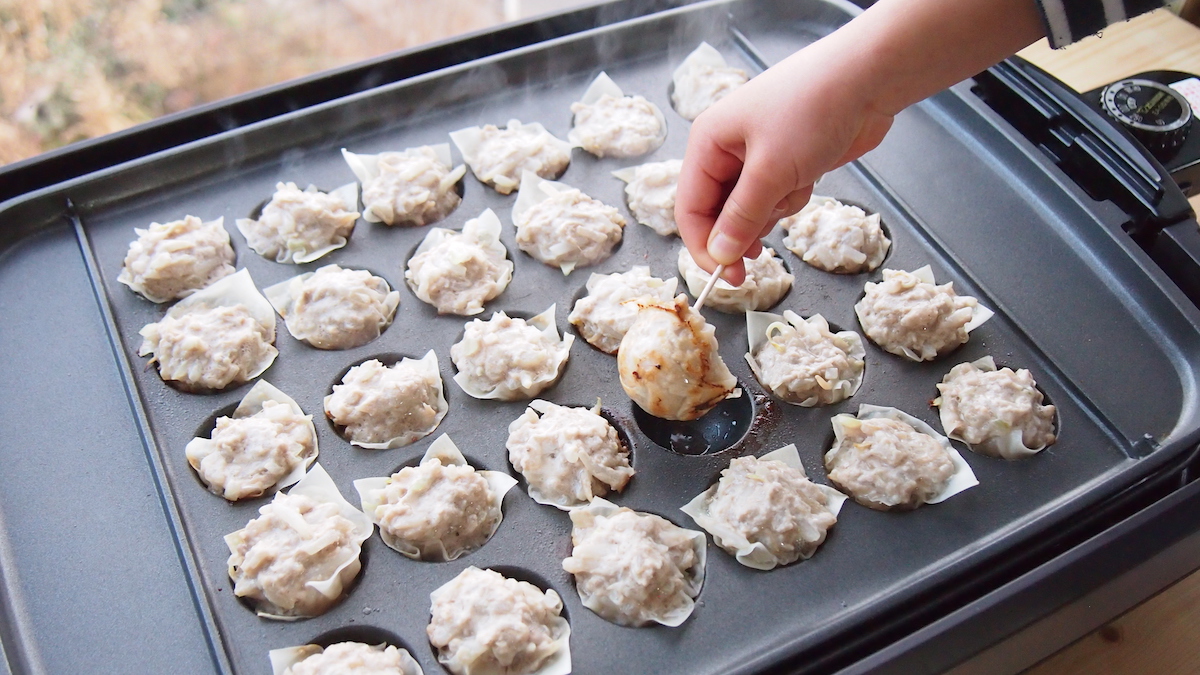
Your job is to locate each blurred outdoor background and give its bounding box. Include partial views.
[0,0,586,166]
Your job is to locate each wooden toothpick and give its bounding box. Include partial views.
[693,264,725,312]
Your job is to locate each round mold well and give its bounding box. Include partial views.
[324,352,449,446]
[504,401,638,506]
[631,382,755,456]
[426,565,571,672]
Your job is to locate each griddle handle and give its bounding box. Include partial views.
[973,57,1193,240]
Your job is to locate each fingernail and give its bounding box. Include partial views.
[708,231,742,264]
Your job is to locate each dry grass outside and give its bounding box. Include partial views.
[0,0,507,166]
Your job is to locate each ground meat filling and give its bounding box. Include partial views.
[118,215,235,303]
[705,456,837,564]
[562,506,702,627]
[274,266,398,350]
[825,417,955,510]
[227,493,362,618]
[678,246,793,313]
[451,311,572,401]
[282,642,419,675]
[324,357,445,448]
[459,121,571,194]
[854,267,983,362]
[372,459,499,560]
[618,159,681,236]
[570,94,664,158]
[568,267,676,354]
[361,147,461,226]
[671,64,747,121]
[514,187,625,274]
[139,304,276,391]
[748,314,864,406]
[506,400,634,509]
[186,400,315,501]
[781,197,891,274]
[428,567,569,675]
[238,182,358,263]
[936,358,1057,458]
[405,213,512,316]
[617,295,737,421]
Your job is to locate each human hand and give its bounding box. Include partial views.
[675,39,893,286]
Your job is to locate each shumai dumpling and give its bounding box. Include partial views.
[236,182,359,264]
[512,171,625,276]
[506,399,634,509]
[450,119,572,195]
[118,215,235,303]
[854,265,992,362]
[451,305,573,401]
[225,464,372,619]
[612,159,682,237]
[186,380,317,501]
[324,351,447,449]
[670,42,748,121]
[268,642,423,675]
[428,567,572,675]
[264,264,400,350]
[825,405,978,511]
[934,356,1057,459]
[138,268,277,392]
[405,209,513,316]
[354,434,516,561]
[618,294,738,421]
[568,72,666,158]
[681,444,847,570]
[562,498,705,627]
[343,144,465,226]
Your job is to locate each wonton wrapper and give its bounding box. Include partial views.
[187,379,318,497]
[235,183,359,264]
[224,462,373,620]
[681,444,848,570]
[449,120,573,194]
[326,350,449,450]
[342,144,467,225]
[139,268,278,388]
[828,405,979,506]
[567,72,667,156]
[745,310,865,406]
[353,434,517,561]
[934,355,1056,459]
[263,265,400,349]
[452,305,574,400]
[567,498,706,627]
[268,643,424,675]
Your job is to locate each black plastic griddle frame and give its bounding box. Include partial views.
[3,2,1200,673]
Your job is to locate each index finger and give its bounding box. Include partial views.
[675,118,748,284]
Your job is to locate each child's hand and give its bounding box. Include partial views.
[674,0,1045,286]
[676,42,893,286]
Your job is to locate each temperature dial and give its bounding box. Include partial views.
[1100,78,1193,160]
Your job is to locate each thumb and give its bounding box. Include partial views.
[707,155,797,266]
